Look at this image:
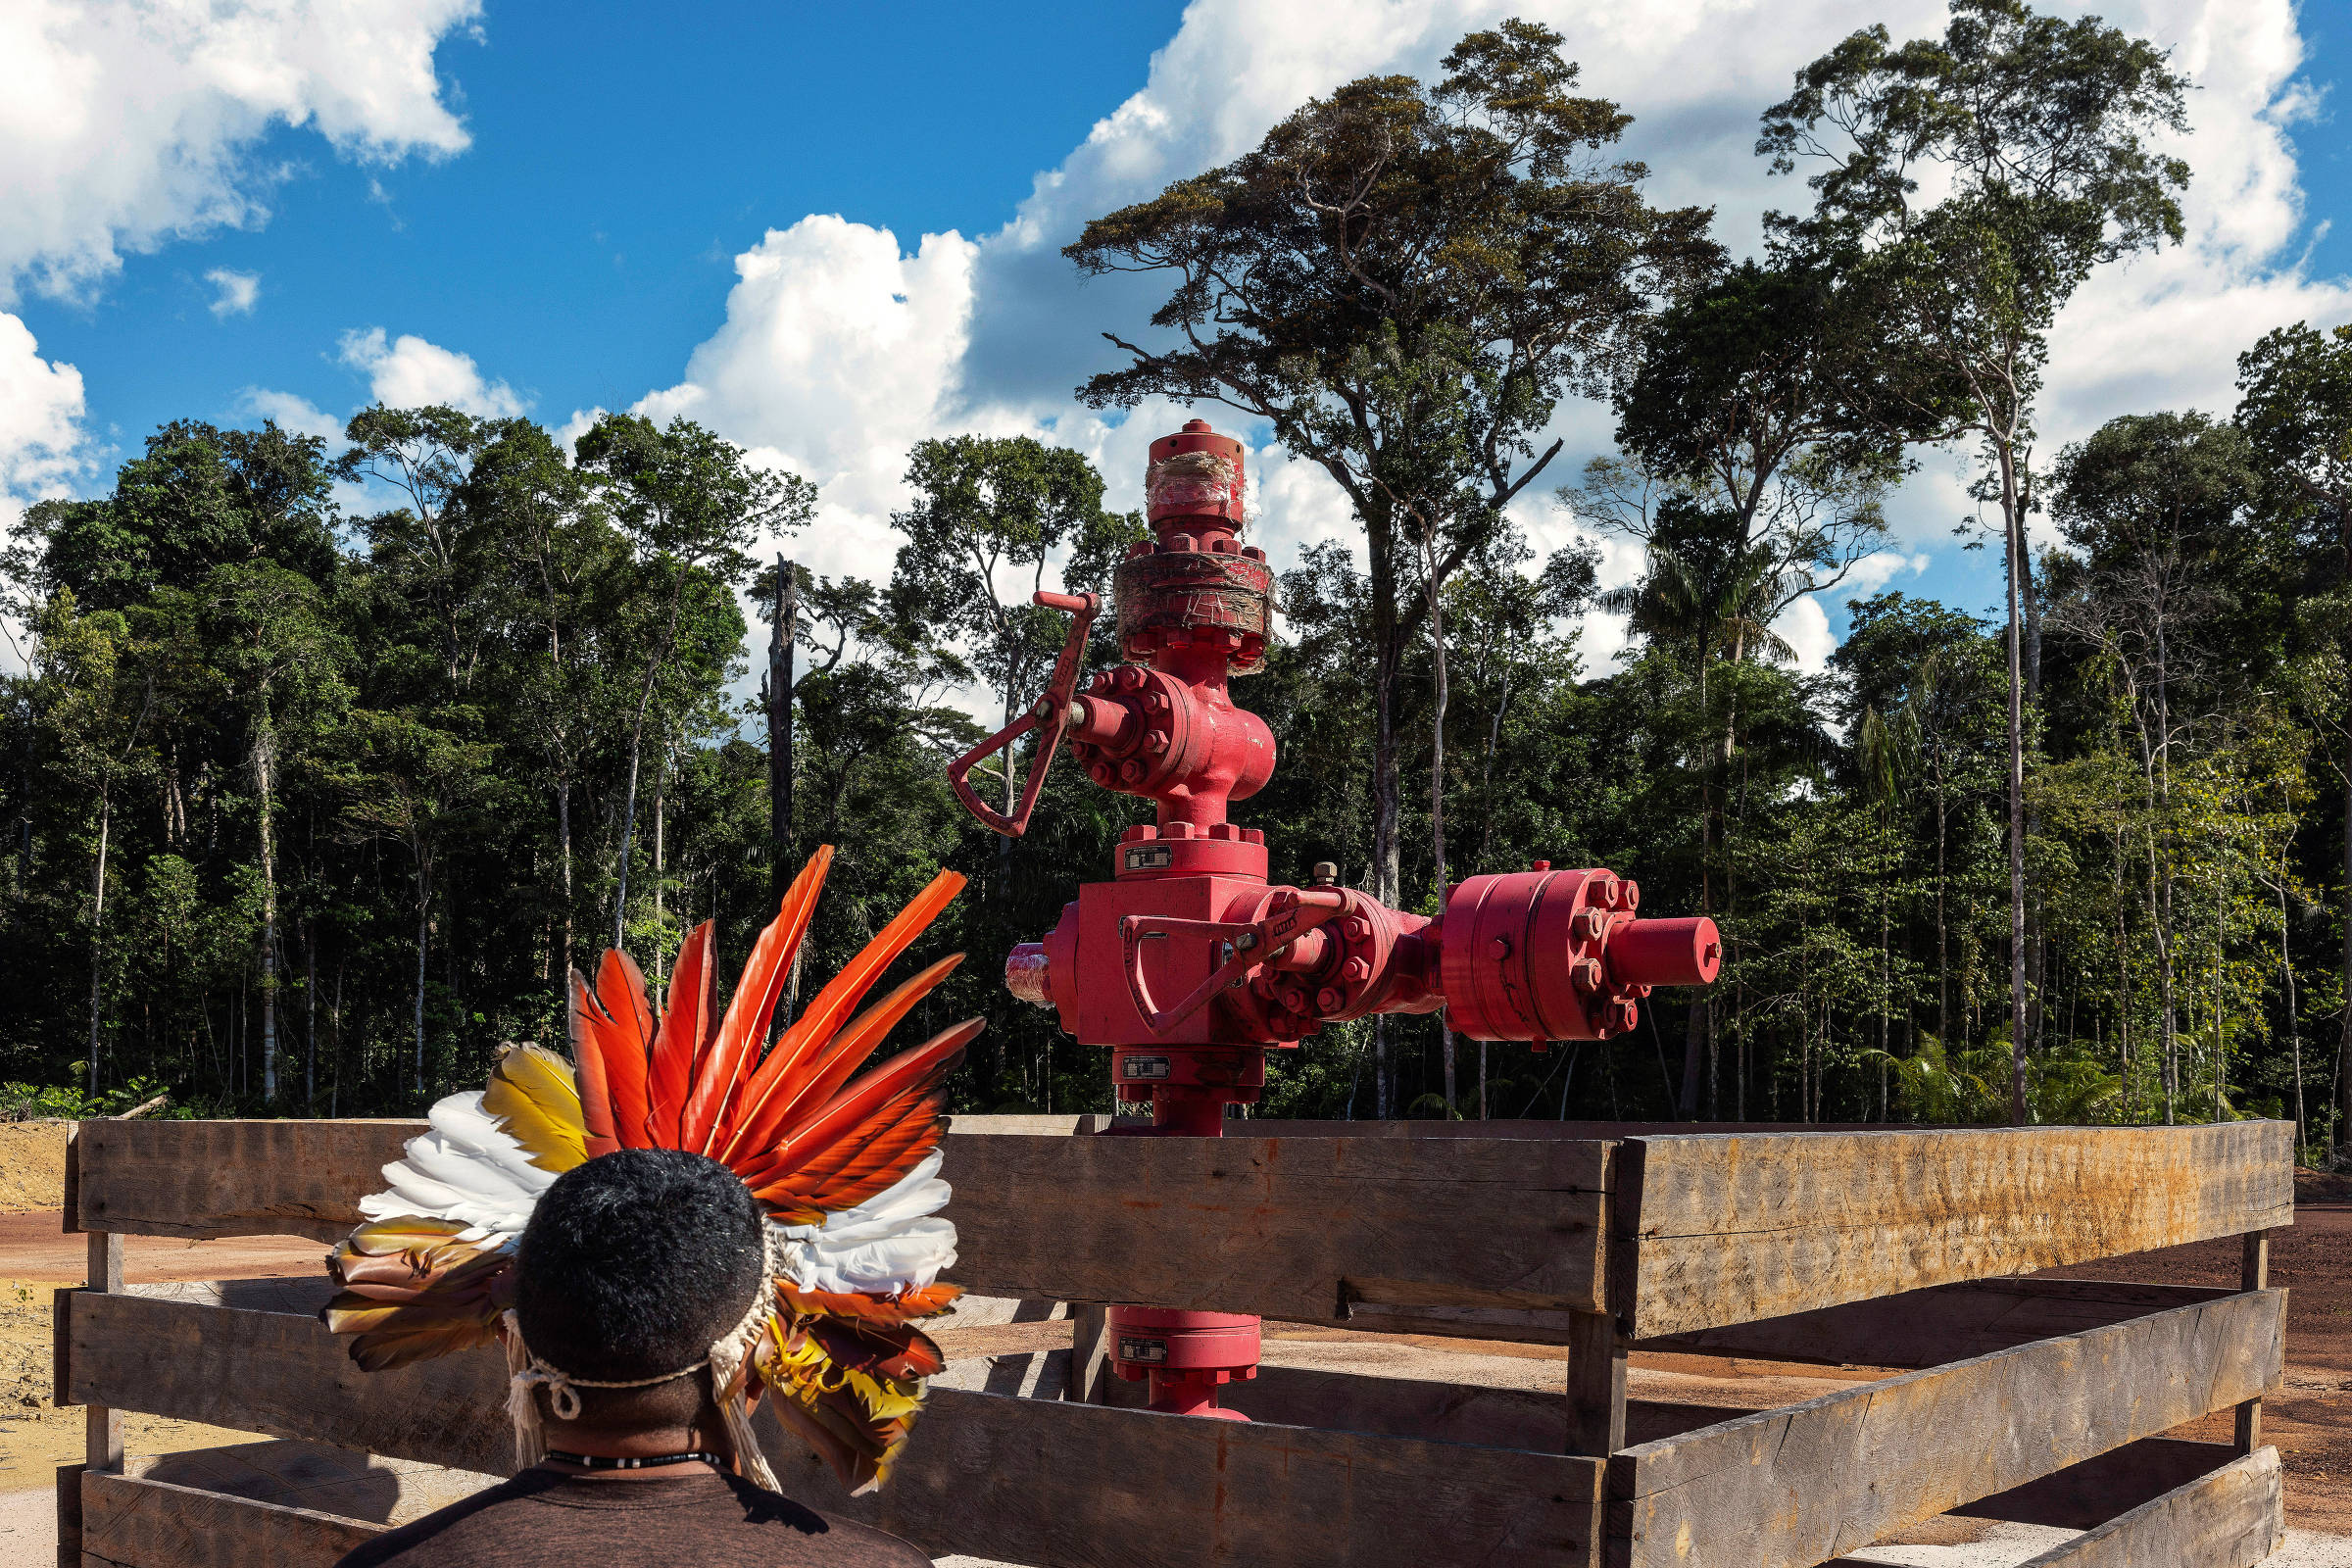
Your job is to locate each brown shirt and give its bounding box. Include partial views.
[334,1468,932,1568]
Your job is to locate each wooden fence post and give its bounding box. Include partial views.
[2234,1230,2269,1455]
[1566,1311,1627,1456]
[86,1229,126,1469]
[1068,1304,1112,1404]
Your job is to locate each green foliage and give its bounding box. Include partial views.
[0,1075,194,1122]
[0,7,2344,1150]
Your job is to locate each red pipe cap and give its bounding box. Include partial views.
[1606,916,1722,989]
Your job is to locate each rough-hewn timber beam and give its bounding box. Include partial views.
[71,1295,1609,1568]
[1605,1289,2284,1568]
[79,1472,383,1568]
[2008,1447,2281,1567]
[1619,1122,2292,1338]
[74,1122,1615,1323]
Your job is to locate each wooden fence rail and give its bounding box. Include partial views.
[53,1116,2294,1568]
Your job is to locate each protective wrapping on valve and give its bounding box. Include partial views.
[1144,449,1239,520]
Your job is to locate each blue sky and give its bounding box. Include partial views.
[5,0,2350,675]
[12,0,1189,460]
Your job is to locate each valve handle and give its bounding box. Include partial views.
[1120,892,1347,1036]
[947,590,1101,838]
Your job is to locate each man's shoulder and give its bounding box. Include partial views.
[333,1470,931,1568]
[331,1473,547,1568]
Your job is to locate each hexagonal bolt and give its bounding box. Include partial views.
[1340,956,1371,982]
[1315,986,1347,1012]
[1341,915,1372,942]
[1309,861,1339,886]
[1118,759,1147,784]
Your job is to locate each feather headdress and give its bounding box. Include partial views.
[320,849,979,1494]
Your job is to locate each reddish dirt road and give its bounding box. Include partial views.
[0,1210,323,1284]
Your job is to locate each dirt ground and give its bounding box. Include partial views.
[0,1124,69,1216]
[0,1209,326,1494]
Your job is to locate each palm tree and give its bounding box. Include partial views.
[1601,527,1801,1117]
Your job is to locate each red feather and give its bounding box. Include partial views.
[593,950,657,1149]
[647,921,715,1148]
[718,869,965,1164]
[743,1020,977,1188]
[724,954,961,1171]
[566,972,621,1157]
[685,847,834,1153]
[750,1083,948,1219]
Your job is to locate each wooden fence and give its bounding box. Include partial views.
[52,1115,2293,1568]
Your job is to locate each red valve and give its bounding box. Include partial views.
[959,417,1722,1426]
[946,590,1100,837]
[1119,890,1348,1035]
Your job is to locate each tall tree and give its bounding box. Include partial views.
[1760,0,2191,1120]
[1834,594,2003,1056]
[194,562,350,1102]
[574,414,811,949]
[2236,321,2352,1154]
[889,435,1137,835]
[1066,18,1713,937]
[466,417,617,991]
[2048,412,2262,1122]
[27,592,151,1092]
[337,406,492,693]
[336,707,493,1099]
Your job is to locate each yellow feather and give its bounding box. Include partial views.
[482,1044,589,1173]
[844,1367,923,1421]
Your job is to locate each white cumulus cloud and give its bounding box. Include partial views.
[338,326,526,419]
[0,0,479,305]
[633,216,986,583]
[236,386,343,442]
[0,312,89,523]
[205,267,260,318]
[635,0,2351,691]
[0,311,91,672]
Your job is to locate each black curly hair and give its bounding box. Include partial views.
[513,1148,764,1429]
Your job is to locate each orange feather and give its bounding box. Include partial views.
[566,972,621,1157]
[647,921,715,1147]
[685,847,834,1154]
[593,950,656,1149]
[778,1281,963,1325]
[723,953,961,1170]
[749,1084,947,1218]
[718,869,965,1164]
[745,1019,978,1187]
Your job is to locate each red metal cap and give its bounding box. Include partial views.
[1146,419,1246,531]
[1605,916,1722,989]
[1439,869,1718,1041]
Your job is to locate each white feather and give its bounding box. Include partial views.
[770,1150,958,1294]
[357,1090,557,1238]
